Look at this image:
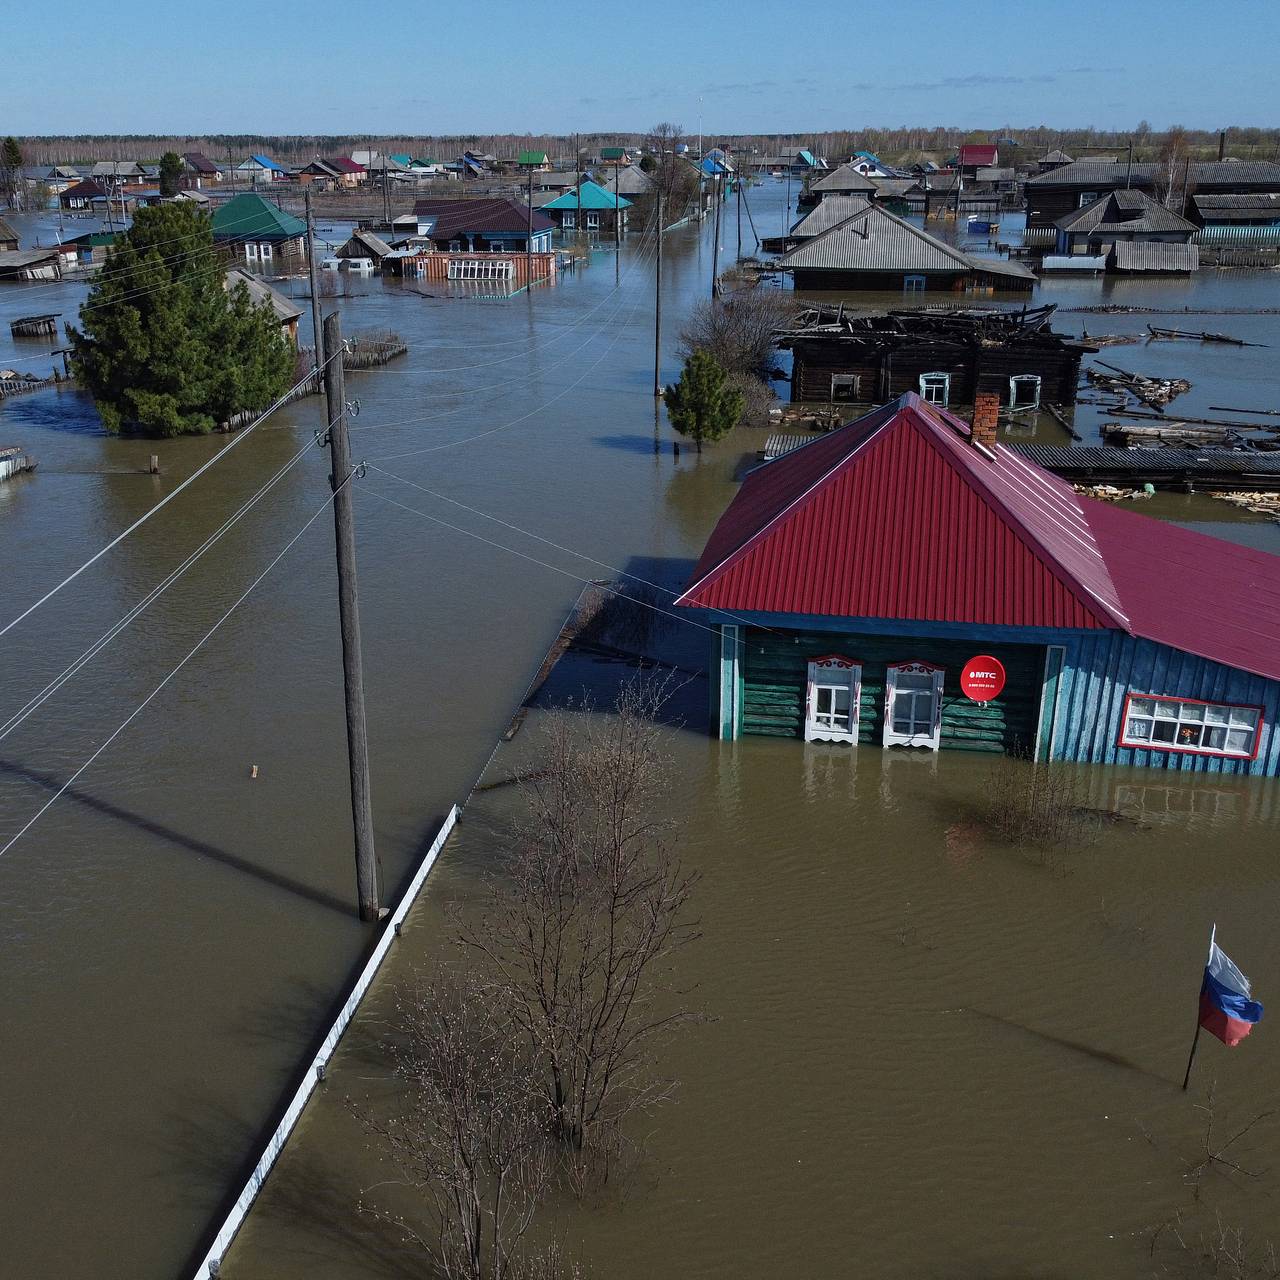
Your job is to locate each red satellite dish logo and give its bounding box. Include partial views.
[960,655,1006,702]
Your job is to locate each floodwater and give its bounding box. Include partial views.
[0,179,1279,1279]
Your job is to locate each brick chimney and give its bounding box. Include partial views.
[971,390,1001,450]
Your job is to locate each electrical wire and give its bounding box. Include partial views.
[0,434,322,746]
[0,350,339,643]
[360,486,726,641]
[0,477,347,864]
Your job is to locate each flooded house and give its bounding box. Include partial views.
[776,303,1092,410]
[1036,148,1074,174]
[601,164,654,198]
[60,177,109,210]
[0,217,18,252]
[335,227,393,269]
[679,391,1280,775]
[211,193,309,270]
[541,180,631,234]
[957,143,999,177]
[0,248,63,281]
[772,199,1035,293]
[798,164,877,210]
[402,197,556,284]
[1024,159,1280,239]
[234,154,289,185]
[847,150,895,178]
[182,152,221,186]
[224,269,302,345]
[1054,189,1198,260]
[1190,192,1280,245]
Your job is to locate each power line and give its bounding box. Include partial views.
[0,434,321,746]
[0,352,338,643]
[0,478,347,864]
[360,486,725,641]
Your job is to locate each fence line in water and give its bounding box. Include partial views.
[188,803,461,1280]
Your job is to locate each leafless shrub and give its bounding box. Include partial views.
[728,370,777,426]
[678,292,799,381]
[460,680,701,1179]
[1152,1209,1279,1279]
[356,974,576,1280]
[979,758,1100,852]
[1183,1088,1274,1198]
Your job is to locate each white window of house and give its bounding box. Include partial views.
[919,372,950,406]
[490,241,504,251]
[244,243,258,261]
[1079,191,1098,207]
[883,662,945,750]
[1009,374,1041,410]
[830,374,861,402]
[448,239,461,251]
[904,274,926,293]
[586,211,600,230]
[563,211,576,230]
[804,657,862,744]
[259,242,272,262]
[1120,695,1262,760]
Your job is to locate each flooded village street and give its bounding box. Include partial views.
[3,176,1280,1278]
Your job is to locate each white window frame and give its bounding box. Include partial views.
[804,656,862,744]
[244,242,258,261]
[1119,693,1262,760]
[904,274,926,293]
[883,661,945,750]
[1009,374,1041,411]
[562,210,576,230]
[258,242,272,262]
[919,372,950,406]
[586,211,600,231]
[830,373,861,402]
[1078,191,1098,207]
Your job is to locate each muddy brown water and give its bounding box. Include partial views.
[1,185,1279,1278]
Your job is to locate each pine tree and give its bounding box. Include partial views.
[158,151,183,197]
[662,350,745,452]
[70,203,295,437]
[1,137,22,208]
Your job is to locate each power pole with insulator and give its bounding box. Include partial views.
[653,185,663,398]
[321,311,380,922]
[304,188,324,376]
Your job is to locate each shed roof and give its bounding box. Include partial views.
[1056,189,1197,235]
[808,164,877,194]
[211,193,307,241]
[183,151,219,174]
[1108,241,1200,272]
[677,393,1280,681]
[0,216,18,245]
[959,144,998,166]
[225,268,303,324]
[542,180,632,211]
[0,249,62,269]
[1038,149,1074,165]
[1192,192,1280,221]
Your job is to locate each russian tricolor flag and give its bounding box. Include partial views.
[1200,939,1264,1047]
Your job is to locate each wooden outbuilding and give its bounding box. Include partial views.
[681,391,1280,775]
[0,217,18,252]
[777,303,1093,410]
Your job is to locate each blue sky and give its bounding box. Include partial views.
[6,0,1278,136]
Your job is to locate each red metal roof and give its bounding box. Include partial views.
[678,393,1280,681]
[959,144,998,166]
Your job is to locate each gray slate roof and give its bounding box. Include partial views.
[1056,189,1198,235]
[1109,241,1200,272]
[869,179,924,198]
[225,268,303,324]
[1038,150,1074,165]
[91,161,143,178]
[0,249,62,269]
[808,164,877,194]
[789,195,877,239]
[1029,160,1280,188]
[602,164,654,196]
[1192,192,1280,221]
[776,200,1033,279]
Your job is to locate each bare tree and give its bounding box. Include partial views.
[462,680,700,1174]
[679,292,798,381]
[1155,125,1192,208]
[357,975,572,1280]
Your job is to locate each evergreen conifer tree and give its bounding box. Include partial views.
[662,350,745,452]
[71,203,295,436]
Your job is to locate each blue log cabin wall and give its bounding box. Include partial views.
[707,614,1280,777]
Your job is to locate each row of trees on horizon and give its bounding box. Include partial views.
[7,124,1280,167]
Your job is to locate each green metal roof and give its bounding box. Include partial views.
[518,150,549,165]
[542,180,633,211]
[389,153,414,165]
[211,193,307,241]
[601,147,629,160]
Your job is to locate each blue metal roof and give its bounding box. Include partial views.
[247,154,286,171]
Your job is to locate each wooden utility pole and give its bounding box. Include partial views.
[736,167,742,260]
[710,173,722,298]
[321,311,380,922]
[654,187,663,397]
[614,155,621,248]
[526,164,534,284]
[304,188,324,375]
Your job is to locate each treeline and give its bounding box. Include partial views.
[11,125,1280,167]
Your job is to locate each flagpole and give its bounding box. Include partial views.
[1182,922,1216,1091]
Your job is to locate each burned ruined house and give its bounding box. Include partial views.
[776,303,1095,412]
